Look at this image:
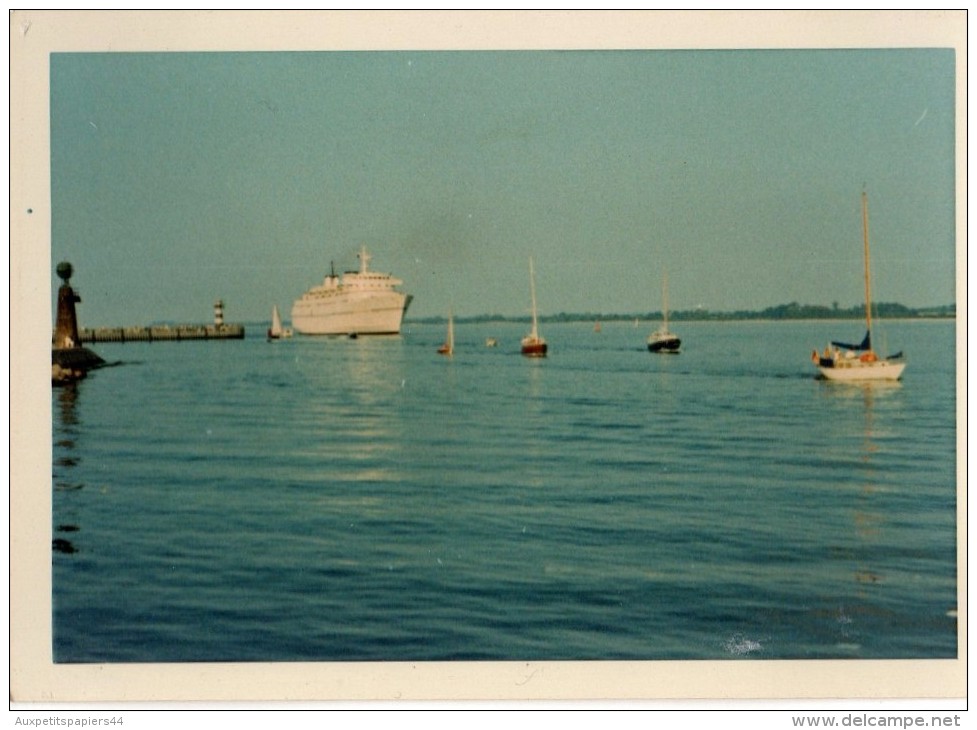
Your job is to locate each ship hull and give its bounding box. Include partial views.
[648,336,681,353]
[521,339,548,358]
[817,359,905,382]
[292,292,411,335]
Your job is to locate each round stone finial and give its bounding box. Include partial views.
[56,261,74,283]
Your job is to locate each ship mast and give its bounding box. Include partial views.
[529,256,539,339]
[862,190,872,345]
[662,270,669,331]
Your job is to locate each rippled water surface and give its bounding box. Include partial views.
[52,319,958,662]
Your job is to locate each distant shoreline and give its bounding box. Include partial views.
[407,303,955,326]
[78,304,955,330]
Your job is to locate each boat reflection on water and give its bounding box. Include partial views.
[817,378,903,408]
[850,384,890,615]
[816,378,947,644]
[292,335,409,487]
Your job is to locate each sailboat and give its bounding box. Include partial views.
[647,271,681,353]
[521,257,548,357]
[267,304,292,340]
[438,311,454,355]
[812,191,905,381]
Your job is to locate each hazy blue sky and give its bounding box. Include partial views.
[50,49,955,325]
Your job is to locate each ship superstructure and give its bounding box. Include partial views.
[291,247,412,336]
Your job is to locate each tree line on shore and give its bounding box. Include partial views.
[410,302,955,325]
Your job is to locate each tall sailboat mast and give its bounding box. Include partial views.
[662,270,669,331]
[862,190,872,343]
[521,256,548,357]
[810,190,904,381]
[529,256,539,339]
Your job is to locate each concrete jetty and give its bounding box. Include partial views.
[52,262,105,384]
[77,300,246,343]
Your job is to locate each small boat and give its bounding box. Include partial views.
[267,304,293,340]
[812,191,905,382]
[647,272,680,353]
[485,337,499,348]
[521,257,548,357]
[438,312,454,356]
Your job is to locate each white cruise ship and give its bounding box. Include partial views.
[291,247,412,336]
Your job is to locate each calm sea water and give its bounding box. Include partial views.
[52,319,958,662]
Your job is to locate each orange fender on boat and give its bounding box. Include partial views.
[859,351,878,363]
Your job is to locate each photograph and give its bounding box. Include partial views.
[10,9,966,710]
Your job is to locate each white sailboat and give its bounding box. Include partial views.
[521,257,547,357]
[647,271,681,353]
[267,304,292,340]
[438,311,454,356]
[812,191,905,381]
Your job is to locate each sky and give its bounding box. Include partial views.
[49,47,957,326]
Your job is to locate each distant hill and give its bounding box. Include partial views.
[408,302,955,325]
